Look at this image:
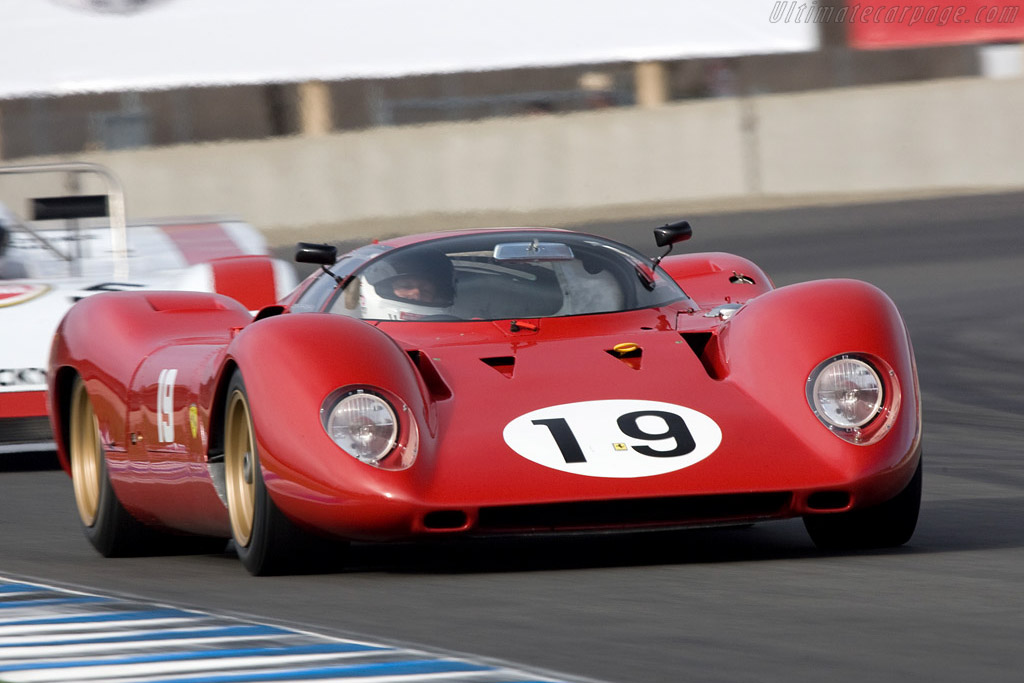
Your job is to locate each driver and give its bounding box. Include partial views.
[389,272,441,303]
[355,248,456,320]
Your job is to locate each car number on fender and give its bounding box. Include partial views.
[503,399,722,478]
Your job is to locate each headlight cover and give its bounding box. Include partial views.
[807,354,899,445]
[321,388,418,469]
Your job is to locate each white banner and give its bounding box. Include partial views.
[0,0,817,98]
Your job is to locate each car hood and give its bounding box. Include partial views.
[384,309,843,506]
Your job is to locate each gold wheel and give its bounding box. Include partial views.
[69,378,102,527]
[225,388,257,548]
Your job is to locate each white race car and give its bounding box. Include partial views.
[0,161,296,454]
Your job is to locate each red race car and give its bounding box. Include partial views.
[48,223,922,575]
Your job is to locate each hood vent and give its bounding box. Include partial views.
[481,356,516,378]
[681,332,711,356]
[606,343,642,371]
[679,332,727,380]
[408,350,452,399]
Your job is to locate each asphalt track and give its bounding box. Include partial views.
[2,191,1023,682]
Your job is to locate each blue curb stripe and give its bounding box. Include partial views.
[0,642,387,672]
[0,577,572,682]
[145,658,490,683]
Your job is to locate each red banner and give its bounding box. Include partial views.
[841,2,1024,48]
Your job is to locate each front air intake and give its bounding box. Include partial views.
[423,510,470,530]
[805,491,852,511]
[477,492,792,532]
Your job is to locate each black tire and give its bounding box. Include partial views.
[803,456,922,551]
[223,370,346,575]
[69,376,158,556]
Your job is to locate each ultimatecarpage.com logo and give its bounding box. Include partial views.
[769,1,1020,27]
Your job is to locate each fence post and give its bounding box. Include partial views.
[298,80,332,135]
[634,61,669,108]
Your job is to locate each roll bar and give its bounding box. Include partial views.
[0,161,128,278]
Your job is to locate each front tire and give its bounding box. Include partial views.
[224,370,345,575]
[804,456,922,551]
[69,376,157,556]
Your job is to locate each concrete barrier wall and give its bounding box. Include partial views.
[5,76,1023,241]
[755,77,1024,194]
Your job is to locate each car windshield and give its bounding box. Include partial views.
[328,231,688,321]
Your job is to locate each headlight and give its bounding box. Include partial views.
[807,354,902,445]
[323,390,398,464]
[806,352,888,444]
[810,356,882,429]
[321,387,419,469]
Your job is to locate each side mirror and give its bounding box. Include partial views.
[654,220,692,248]
[295,242,337,265]
[651,220,693,268]
[296,242,344,284]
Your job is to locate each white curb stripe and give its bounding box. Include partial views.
[0,578,571,683]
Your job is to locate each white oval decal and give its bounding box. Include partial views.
[503,399,722,478]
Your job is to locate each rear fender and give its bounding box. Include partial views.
[660,252,773,308]
[48,291,252,472]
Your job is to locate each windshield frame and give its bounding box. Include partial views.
[323,230,692,322]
